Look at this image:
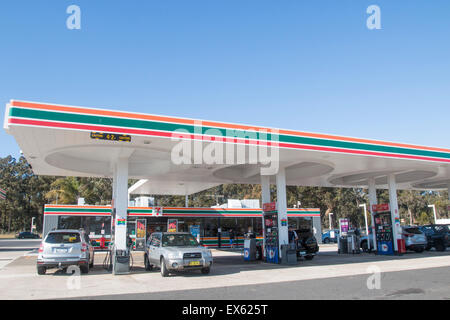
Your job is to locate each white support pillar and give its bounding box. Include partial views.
[368,178,377,251]
[111,165,118,244]
[185,195,189,208]
[260,174,271,256]
[261,175,271,204]
[447,183,450,214]
[114,157,129,251]
[276,167,288,258]
[388,174,400,252]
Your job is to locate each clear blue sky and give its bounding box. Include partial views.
[1,0,449,159]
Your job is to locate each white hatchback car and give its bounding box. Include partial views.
[37,229,95,275]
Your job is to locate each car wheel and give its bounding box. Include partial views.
[304,255,314,260]
[80,263,89,274]
[323,238,330,244]
[89,253,94,268]
[144,254,153,271]
[435,242,445,252]
[37,266,46,275]
[361,241,368,252]
[160,258,169,277]
[201,267,211,274]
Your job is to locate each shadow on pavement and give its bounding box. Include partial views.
[7,247,449,278]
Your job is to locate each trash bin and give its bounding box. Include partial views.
[347,235,356,253]
[244,238,257,261]
[113,249,130,275]
[281,244,297,265]
[338,236,348,254]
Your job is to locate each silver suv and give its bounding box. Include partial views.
[144,232,213,277]
[37,229,95,275]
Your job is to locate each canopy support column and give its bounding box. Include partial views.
[388,174,400,253]
[261,174,271,256]
[112,156,130,275]
[368,178,377,251]
[276,167,288,258]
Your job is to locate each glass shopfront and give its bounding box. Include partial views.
[56,214,313,249]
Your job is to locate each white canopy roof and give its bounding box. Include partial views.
[4,100,450,195]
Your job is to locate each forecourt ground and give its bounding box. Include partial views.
[0,246,449,300]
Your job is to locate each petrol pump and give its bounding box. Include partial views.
[372,204,395,255]
[263,202,279,263]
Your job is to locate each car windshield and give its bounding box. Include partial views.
[45,232,81,244]
[434,225,449,233]
[404,227,422,234]
[162,234,199,247]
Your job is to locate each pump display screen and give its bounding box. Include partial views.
[264,214,278,246]
[374,213,394,242]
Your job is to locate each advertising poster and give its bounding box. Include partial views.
[190,225,200,239]
[339,218,349,234]
[168,219,178,233]
[135,219,147,251]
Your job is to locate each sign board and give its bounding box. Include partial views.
[189,225,201,239]
[152,207,163,217]
[116,219,126,226]
[372,203,390,213]
[339,218,349,234]
[135,219,147,251]
[0,188,6,200]
[168,219,178,233]
[263,202,276,212]
[90,132,131,142]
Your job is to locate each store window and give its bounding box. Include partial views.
[146,217,168,234]
[58,216,82,230]
[203,218,219,237]
[288,217,312,230]
[177,218,202,234]
[82,216,112,236]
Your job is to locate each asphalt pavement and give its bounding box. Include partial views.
[0,239,41,250]
[0,244,449,300]
[0,239,40,269]
[77,265,450,300]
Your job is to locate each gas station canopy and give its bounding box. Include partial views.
[4,100,450,194]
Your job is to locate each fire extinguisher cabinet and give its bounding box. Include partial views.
[397,238,406,254]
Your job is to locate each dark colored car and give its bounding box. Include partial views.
[418,225,450,252]
[295,228,319,260]
[16,232,40,239]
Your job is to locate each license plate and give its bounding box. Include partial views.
[188,261,201,266]
[55,248,68,253]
